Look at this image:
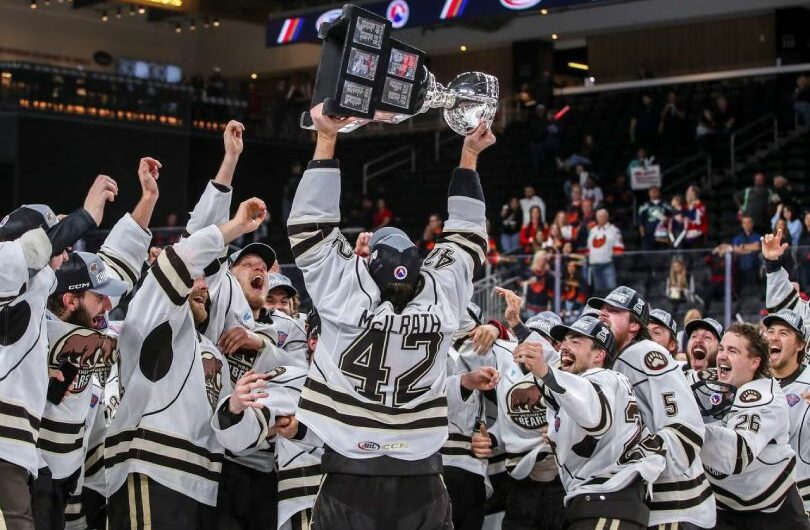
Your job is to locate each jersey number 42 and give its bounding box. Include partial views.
[339,329,443,407]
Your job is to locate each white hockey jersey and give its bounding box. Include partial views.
[540,366,666,504]
[766,264,810,337]
[779,365,810,511]
[612,338,716,527]
[490,337,559,482]
[288,161,487,460]
[211,365,323,529]
[0,228,57,476]
[105,226,233,506]
[702,377,797,513]
[440,350,487,478]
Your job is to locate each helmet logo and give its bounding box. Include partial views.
[394,266,408,280]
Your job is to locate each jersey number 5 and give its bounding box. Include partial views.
[339,329,443,406]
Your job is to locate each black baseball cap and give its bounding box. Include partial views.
[0,204,58,242]
[649,308,677,336]
[229,243,276,270]
[587,286,650,325]
[550,315,616,355]
[54,252,128,297]
[763,310,805,339]
[684,318,723,341]
[368,227,421,289]
[267,273,298,297]
[526,311,563,338]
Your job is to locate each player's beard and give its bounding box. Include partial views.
[237,274,267,312]
[189,289,209,326]
[66,301,97,329]
[380,282,416,314]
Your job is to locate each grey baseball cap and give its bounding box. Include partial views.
[684,318,723,341]
[526,311,563,338]
[54,252,128,297]
[229,242,277,269]
[588,286,650,326]
[0,204,58,242]
[267,273,297,297]
[763,310,805,339]
[649,308,677,336]
[550,315,616,355]
[369,227,416,252]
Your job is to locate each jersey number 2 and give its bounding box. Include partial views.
[339,329,442,406]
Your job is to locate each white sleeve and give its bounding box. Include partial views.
[536,367,613,436]
[0,231,48,307]
[211,399,268,453]
[767,264,808,319]
[186,181,233,236]
[702,403,781,475]
[98,213,152,309]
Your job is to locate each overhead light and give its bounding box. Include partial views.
[540,8,548,15]
[551,33,559,40]
[567,62,589,71]
[189,19,196,30]
[43,0,49,6]
[30,0,36,9]
[115,7,122,19]
[175,22,182,33]
[460,44,467,52]
[101,10,108,22]
[212,17,220,27]
[138,6,146,14]
[250,73,258,80]
[203,16,210,28]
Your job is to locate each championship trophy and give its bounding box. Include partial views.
[300,4,499,135]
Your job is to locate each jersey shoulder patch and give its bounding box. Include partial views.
[734,378,776,408]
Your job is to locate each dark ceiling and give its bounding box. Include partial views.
[198,0,345,23]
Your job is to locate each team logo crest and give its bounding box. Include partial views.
[643,351,668,371]
[787,394,801,407]
[500,0,543,9]
[394,266,408,280]
[739,389,762,403]
[505,381,547,430]
[51,328,118,393]
[386,0,409,29]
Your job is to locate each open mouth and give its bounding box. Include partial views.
[192,295,206,304]
[560,352,575,370]
[250,275,264,290]
[718,362,731,377]
[769,345,782,360]
[92,314,107,330]
[692,347,706,361]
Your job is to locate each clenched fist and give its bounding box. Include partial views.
[224,120,245,157]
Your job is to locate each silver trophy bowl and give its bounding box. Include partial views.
[420,70,499,135]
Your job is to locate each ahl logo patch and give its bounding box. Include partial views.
[786,394,801,407]
[393,266,408,280]
[358,441,380,451]
[739,389,762,403]
[710,393,723,406]
[643,351,668,371]
[277,331,288,347]
[264,366,287,380]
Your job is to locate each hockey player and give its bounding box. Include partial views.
[762,310,810,514]
[0,175,117,530]
[763,229,810,327]
[699,323,809,528]
[288,104,493,529]
[518,314,666,529]
[588,286,715,529]
[260,273,308,368]
[684,317,723,372]
[105,198,265,529]
[648,309,678,359]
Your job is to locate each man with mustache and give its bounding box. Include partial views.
[699,323,809,529]
[685,318,723,373]
[763,310,810,515]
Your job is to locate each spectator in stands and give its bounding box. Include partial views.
[666,256,696,316]
[629,93,658,148]
[714,95,736,133]
[564,134,597,170]
[417,214,443,258]
[581,175,604,209]
[372,198,393,229]
[528,107,561,176]
[798,211,810,292]
[793,74,810,128]
[668,195,687,248]
[638,186,671,250]
[152,212,181,247]
[562,259,588,323]
[734,172,779,235]
[575,199,597,251]
[522,250,555,316]
[499,197,523,253]
[704,244,729,313]
[626,148,655,180]
[586,208,624,295]
[519,206,545,254]
[774,218,797,280]
[545,211,577,252]
[520,184,547,226]
[772,202,802,244]
[696,106,718,141]
[605,175,634,229]
[567,184,583,225]
[658,90,686,147]
[516,82,537,112]
[773,175,800,210]
[683,184,708,248]
[732,215,762,293]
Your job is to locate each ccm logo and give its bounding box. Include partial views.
[357,441,409,452]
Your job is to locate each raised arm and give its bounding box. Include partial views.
[0,229,52,304]
[536,365,613,436]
